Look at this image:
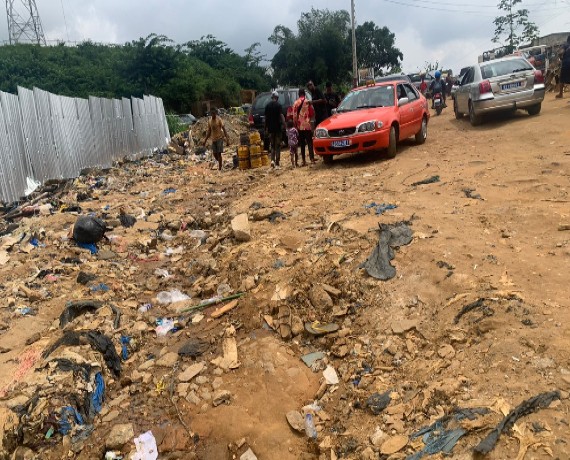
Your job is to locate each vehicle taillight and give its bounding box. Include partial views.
[534,70,544,84]
[248,113,254,126]
[479,80,492,94]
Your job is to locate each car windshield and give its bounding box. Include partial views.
[337,86,395,112]
[480,59,532,79]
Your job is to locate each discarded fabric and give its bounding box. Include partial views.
[162,188,177,194]
[59,300,104,327]
[73,216,108,244]
[411,175,440,186]
[76,241,98,254]
[365,202,398,215]
[360,222,413,280]
[121,336,131,360]
[89,372,105,418]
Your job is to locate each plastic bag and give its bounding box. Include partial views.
[156,289,190,305]
[73,216,108,244]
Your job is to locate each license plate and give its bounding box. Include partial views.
[331,139,350,148]
[502,82,522,90]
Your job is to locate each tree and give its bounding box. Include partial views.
[355,22,402,76]
[269,8,352,86]
[492,0,539,53]
[424,60,440,72]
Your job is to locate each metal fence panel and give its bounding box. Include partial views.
[0,87,168,203]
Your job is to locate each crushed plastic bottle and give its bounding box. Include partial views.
[138,303,152,313]
[304,413,317,440]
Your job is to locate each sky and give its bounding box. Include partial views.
[1,0,568,75]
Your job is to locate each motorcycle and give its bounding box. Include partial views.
[433,92,444,116]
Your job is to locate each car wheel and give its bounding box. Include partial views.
[323,155,334,165]
[415,117,427,144]
[386,126,397,158]
[527,103,541,116]
[469,101,481,126]
[454,99,463,119]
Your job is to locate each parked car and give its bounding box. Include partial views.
[248,89,311,147]
[453,56,545,126]
[408,72,434,97]
[228,106,246,116]
[177,113,197,125]
[375,73,411,84]
[313,80,430,164]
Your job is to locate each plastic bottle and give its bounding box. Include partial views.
[304,413,317,440]
[138,303,152,313]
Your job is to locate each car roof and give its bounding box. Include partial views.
[477,55,530,66]
[374,74,410,83]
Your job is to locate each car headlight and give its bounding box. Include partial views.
[356,120,382,132]
[315,128,329,138]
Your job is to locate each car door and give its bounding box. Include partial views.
[456,68,474,113]
[396,83,414,139]
[403,83,422,134]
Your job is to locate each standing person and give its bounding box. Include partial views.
[292,88,315,166]
[324,82,341,118]
[419,74,428,96]
[203,108,230,171]
[264,91,286,168]
[307,80,326,126]
[445,74,453,97]
[286,120,299,168]
[556,35,570,99]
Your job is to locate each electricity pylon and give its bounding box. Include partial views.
[6,0,46,45]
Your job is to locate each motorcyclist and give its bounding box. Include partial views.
[429,70,447,108]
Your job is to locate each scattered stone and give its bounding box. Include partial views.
[438,344,456,359]
[231,214,251,242]
[240,448,258,460]
[186,391,201,405]
[366,391,391,415]
[25,333,41,346]
[102,409,120,423]
[212,390,232,407]
[323,365,339,385]
[309,285,334,309]
[106,423,134,449]
[370,427,386,447]
[360,447,377,460]
[380,435,408,455]
[97,249,116,260]
[286,410,305,432]
[391,319,418,335]
[321,283,341,297]
[157,352,179,367]
[178,362,205,382]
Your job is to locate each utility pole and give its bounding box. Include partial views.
[6,0,47,45]
[351,0,358,87]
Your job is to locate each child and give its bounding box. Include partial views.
[286,120,299,168]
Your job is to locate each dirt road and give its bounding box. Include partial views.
[0,94,568,460]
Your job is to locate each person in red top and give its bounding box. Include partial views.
[419,75,428,96]
[292,88,315,166]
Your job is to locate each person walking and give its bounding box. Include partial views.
[292,88,315,166]
[264,91,286,168]
[556,35,570,99]
[286,120,299,168]
[203,108,230,171]
[324,82,341,118]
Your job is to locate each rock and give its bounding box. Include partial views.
[5,395,28,410]
[157,352,179,367]
[380,435,408,455]
[240,448,258,460]
[106,423,134,449]
[25,332,41,346]
[323,365,339,385]
[212,390,231,407]
[231,214,251,242]
[212,377,223,389]
[291,315,304,336]
[391,319,418,335]
[156,424,189,452]
[186,391,201,405]
[286,410,305,432]
[438,344,456,359]
[195,376,209,385]
[360,447,377,460]
[321,283,341,297]
[242,276,256,291]
[309,285,333,309]
[97,249,116,260]
[370,427,386,447]
[178,362,205,382]
[251,208,274,221]
[177,383,190,397]
[102,409,120,423]
[11,446,35,460]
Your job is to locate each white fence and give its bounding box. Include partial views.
[0,87,170,203]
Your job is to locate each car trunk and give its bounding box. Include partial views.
[481,59,535,97]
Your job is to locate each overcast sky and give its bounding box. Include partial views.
[1,0,568,74]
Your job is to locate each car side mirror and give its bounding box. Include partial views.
[398,97,409,107]
[331,108,337,115]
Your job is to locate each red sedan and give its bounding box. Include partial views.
[314,81,430,164]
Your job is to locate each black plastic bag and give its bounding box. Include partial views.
[72,216,108,244]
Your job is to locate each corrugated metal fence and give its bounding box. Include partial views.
[0,86,170,203]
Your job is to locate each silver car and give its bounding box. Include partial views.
[453,56,545,126]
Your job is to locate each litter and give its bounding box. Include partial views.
[411,175,440,186]
[120,336,131,360]
[89,372,105,418]
[59,405,84,435]
[119,209,136,228]
[155,318,178,337]
[162,188,177,194]
[76,241,98,254]
[178,339,209,357]
[473,391,560,455]
[72,216,108,244]
[305,321,339,336]
[154,268,172,279]
[453,298,494,324]
[463,188,483,200]
[323,365,339,385]
[132,431,158,460]
[156,289,190,305]
[364,202,398,215]
[366,391,391,415]
[179,292,245,315]
[59,300,104,327]
[301,352,326,368]
[15,306,32,316]
[90,283,110,292]
[360,222,413,280]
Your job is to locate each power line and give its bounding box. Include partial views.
[383,0,567,15]
[381,0,496,16]
[408,0,561,8]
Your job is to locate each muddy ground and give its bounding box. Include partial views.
[0,94,569,460]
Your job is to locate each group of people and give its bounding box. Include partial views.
[265,81,341,169]
[419,71,454,108]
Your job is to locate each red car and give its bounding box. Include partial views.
[314,81,430,164]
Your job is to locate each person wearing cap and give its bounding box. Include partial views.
[324,82,341,118]
[203,107,230,171]
[264,90,286,168]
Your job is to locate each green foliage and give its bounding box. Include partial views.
[269,9,403,88]
[0,34,272,113]
[355,22,403,76]
[166,114,188,136]
[424,61,441,72]
[493,0,539,53]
